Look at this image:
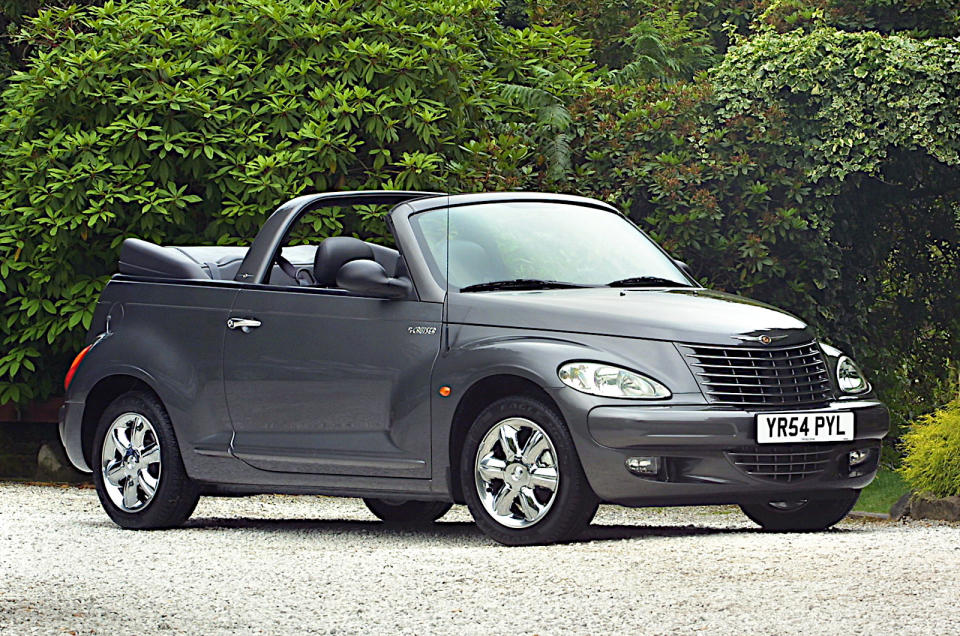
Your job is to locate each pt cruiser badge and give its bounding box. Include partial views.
[59,191,888,545]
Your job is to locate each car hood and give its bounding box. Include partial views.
[447,287,815,346]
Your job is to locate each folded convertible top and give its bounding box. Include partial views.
[118,238,316,282]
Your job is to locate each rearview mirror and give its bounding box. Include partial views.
[336,259,412,299]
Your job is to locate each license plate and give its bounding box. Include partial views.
[756,412,854,444]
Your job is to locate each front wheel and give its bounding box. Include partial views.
[460,396,598,545]
[363,498,452,525]
[92,390,199,529]
[740,489,861,531]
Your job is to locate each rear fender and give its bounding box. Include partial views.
[63,284,235,478]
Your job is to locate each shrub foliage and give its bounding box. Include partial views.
[0,0,550,402]
[0,0,957,431]
[900,401,960,497]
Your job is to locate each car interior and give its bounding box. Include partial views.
[118,236,407,292]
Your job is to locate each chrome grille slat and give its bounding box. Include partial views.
[705,390,827,398]
[688,351,823,363]
[701,379,828,389]
[681,340,833,406]
[695,359,826,371]
[726,444,836,483]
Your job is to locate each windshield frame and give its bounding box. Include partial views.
[407,199,698,294]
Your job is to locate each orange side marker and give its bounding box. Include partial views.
[438,386,452,397]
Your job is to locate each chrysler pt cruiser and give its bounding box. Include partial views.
[59,191,888,545]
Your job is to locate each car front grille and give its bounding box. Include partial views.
[726,444,835,483]
[680,341,833,407]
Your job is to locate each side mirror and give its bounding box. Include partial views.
[336,259,412,299]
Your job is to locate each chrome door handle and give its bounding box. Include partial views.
[227,318,261,333]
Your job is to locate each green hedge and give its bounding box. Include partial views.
[0,0,590,402]
[0,0,957,428]
[531,0,960,70]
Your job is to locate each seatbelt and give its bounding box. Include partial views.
[276,253,315,286]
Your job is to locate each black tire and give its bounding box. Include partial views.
[363,498,453,525]
[740,489,861,531]
[460,395,599,546]
[91,390,200,529]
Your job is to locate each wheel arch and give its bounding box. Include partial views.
[80,374,161,468]
[447,373,563,503]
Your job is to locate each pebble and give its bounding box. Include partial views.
[1,483,958,635]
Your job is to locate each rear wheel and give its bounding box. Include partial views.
[740,490,860,531]
[363,499,452,525]
[92,390,199,529]
[460,396,598,545]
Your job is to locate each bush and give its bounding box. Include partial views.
[0,0,581,403]
[757,0,960,37]
[900,401,960,497]
[0,1,109,80]
[530,0,960,70]
[532,1,760,66]
[1,0,957,423]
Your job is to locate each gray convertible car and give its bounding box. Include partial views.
[59,191,888,544]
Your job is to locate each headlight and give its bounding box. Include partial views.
[558,362,671,399]
[836,356,869,394]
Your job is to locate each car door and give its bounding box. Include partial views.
[222,287,442,478]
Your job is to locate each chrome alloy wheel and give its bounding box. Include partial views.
[474,417,559,529]
[101,412,162,512]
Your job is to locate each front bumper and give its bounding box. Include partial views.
[573,399,888,506]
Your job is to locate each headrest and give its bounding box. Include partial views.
[313,237,376,287]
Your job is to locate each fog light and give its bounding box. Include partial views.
[626,456,660,476]
[849,449,870,467]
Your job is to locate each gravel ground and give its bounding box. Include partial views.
[1,483,958,635]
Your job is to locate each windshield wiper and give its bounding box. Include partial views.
[459,278,592,293]
[605,276,691,288]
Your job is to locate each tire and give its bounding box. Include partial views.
[363,498,452,525]
[739,489,861,532]
[91,390,200,529]
[460,395,599,546]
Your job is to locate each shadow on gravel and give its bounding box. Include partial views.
[577,524,757,542]
[183,517,490,543]
[168,517,851,544]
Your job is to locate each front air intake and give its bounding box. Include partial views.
[726,444,835,483]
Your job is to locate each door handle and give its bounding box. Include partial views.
[227,317,261,333]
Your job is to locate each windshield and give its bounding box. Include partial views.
[410,201,691,291]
